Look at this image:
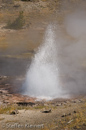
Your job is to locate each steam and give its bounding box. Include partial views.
[23,10,86,99]
[23,25,68,99]
[64,10,86,38]
[62,10,86,95]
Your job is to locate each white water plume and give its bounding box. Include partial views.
[23,25,67,99]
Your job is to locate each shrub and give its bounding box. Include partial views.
[6,11,25,30]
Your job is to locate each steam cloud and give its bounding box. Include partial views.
[62,10,86,96]
[23,10,86,99]
[23,25,66,99]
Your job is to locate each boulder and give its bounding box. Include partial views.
[41,109,51,113]
[17,102,35,106]
[10,109,19,115]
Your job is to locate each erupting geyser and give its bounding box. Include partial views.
[23,25,66,99]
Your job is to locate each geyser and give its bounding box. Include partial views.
[23,25,66,99]
[23,10,86,99]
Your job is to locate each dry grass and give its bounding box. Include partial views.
[0,105,15,114]
[41,102,86,130]
[0,101,86,130]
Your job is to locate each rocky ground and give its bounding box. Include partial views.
[0,76,86,130]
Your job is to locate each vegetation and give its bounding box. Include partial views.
[6,11,25,30]
[0,105,15,114]
[1,102,86,130]
[42,102,86,130]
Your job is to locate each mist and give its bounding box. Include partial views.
[23,25,67,99]
[23,10,86,99]
[62,10,86,95]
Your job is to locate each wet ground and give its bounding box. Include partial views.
[0,57,30,76]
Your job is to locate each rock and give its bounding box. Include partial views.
[72,100,77,103]
[41,109,51,113]
[13,4,20,8]
[3,76,8,78]
[0,91,3,94]
[78,100,83,103]
[67,119,73,124]
[61,113,71,117]
[83,123,86,126]
[17,102,35,106]
[1,90,8,94]
[73,126,77,129]
[63,102,67,105]
[68,113,71,116]
[56,103,61,106]
[0,101,3,105]
[10,109,19,115]
[61,113,67,117]
[74,111,77,113]
[3,100,9,104]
